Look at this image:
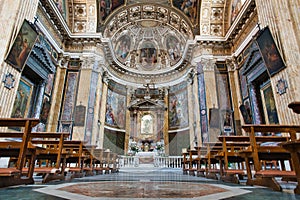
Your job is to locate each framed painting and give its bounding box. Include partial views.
[11,78,33,118]
[239,98,252,124]
[256,27,285,76]
[45,74,54,96]
[260,82,279,124]
[5,20,38,71]
[40,96,51,124]
[74,105,86,126]
[239,68,248,99]
[141,114,154,135]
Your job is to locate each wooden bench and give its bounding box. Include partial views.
[1,132,69,183]
[185,149,198,176]
[281,140,300,194]
[196,142,223,180]
[28,132,70,183]
[216,136,250,183]
[241,124,300,191]
[63,140,86,178]
[92,149,105,175]
[82,145,97,176]
[0,118,39,188]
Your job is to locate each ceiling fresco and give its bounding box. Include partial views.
[111,21,186,73]
[43,0,256,85]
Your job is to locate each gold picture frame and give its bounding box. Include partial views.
[5,20,38,71]
[11,78,33,118]
[260,82,279,124]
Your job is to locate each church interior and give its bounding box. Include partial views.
[0,0,300,199]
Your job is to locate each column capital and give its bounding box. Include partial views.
[200,58,217,72]
[102,70,111,84]
[58,54,70,69]
[226,58,237,71]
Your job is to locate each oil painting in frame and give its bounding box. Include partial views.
[260,82,279,124]
[5,20,38,71]
[256,27,285,77]
[11,78,33,118]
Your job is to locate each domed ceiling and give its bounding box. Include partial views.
[103,3,194,78]
[41,0,255,85]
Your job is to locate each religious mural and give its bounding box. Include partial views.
[231,0,246,23]
[53,0,66,19]
[172,0,199,25]
[97,0,125,23]
[166,35,182,65]
[169,82,188,128]
[115,35,131,62]
[138,42,157,70]
[105,83,126,129]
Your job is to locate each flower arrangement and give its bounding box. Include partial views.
[155,142,164,151]
[130,142,139,153]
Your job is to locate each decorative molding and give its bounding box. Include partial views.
[2,73,15,89]
[276,78,288,95]
[201,58,217,71]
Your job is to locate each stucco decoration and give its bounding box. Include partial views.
[111,21,185,73]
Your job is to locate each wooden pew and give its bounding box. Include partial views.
[182,151,189,175]
[241,124,300,191]
[197,142,223,180]
[0,118,39,188]
[193,146,210,177]
[63,140,86,178]
[93,149,105,175]
[28,132,70,183]
[186,149,198,176]
[102,150,113,174]
[110,152,119,173]
[281,140,300,194]
[216,136,250,183]
[82,145,97,176]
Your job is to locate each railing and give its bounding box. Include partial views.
[119,155,183,168]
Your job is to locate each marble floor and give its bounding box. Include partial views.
[0,165,300,200]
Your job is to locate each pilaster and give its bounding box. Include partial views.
[47,55,69,132]
[163,87,169,155]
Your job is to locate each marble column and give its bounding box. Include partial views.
[249,83,262,124]
[226,58,241,135]
[201,58,217,142]
[33,80,46,118]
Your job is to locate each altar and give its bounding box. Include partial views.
[136,151,155,164]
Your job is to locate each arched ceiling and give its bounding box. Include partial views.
[39,0,256,86]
